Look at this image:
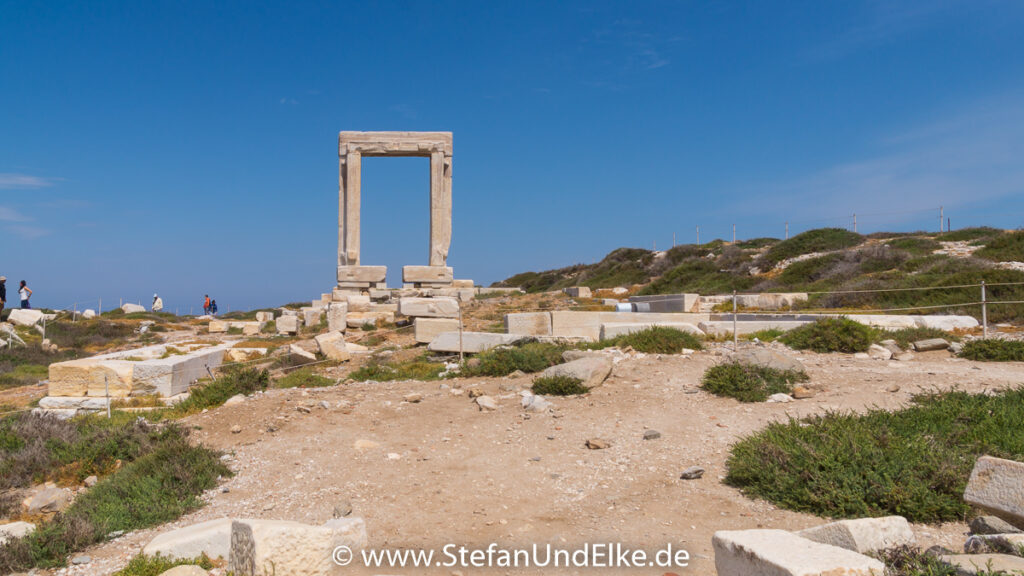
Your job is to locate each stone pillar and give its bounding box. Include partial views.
[429,151,452,266]
[340,151,361,266]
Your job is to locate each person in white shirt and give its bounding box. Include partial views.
[152,293,164,312]
[18,280,32,309]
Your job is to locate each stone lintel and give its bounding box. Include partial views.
[339,132,453,157]
[337,265,387,283]
[403,265,454,284]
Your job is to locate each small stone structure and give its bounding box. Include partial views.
[337,131,454,290]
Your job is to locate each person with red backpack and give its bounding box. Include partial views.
[203,294,211,315]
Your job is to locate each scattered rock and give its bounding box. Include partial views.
[938,553,1024,575]
[964,533,1024,555]
[894,352,915,362]
[887,385,901,393]
[732,348,804,373]
[403,393,423,403]
[121,303,145,314]
[288,344,317,363]
[143,518,235,560]
[950,341,964,354]
[224,394,246,407]
[540,357,613,389]
[158,566,210,576]
[22,485,73,514]
[0,521,35,545]
[642,429,662,440]
[913,338,950,352]
[468,388,484,398]
[475,396,497,411]
[767,393,793,403]
[83,475,98,487]
[230,425,242,434]
[713,529,885,575]
[333,499,353,518]
[970,516,1023,536]
[70,555,91,565]
[521,394,552,413]
[797,516,915,554]
[964,456,1024,529]
[867,344,893,360]
[791,386,815,399]
[585,438,611,450]
[680,466,705,480]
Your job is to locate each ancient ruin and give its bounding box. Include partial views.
[337,131,454,290]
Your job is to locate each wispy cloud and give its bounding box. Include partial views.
[0,173,59,190]
[4,224,51,239]
[744,95,1024,223]
[0,206,31,222]
[583,19,676,74]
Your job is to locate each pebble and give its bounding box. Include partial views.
[680,466,705,480]
[230,425,242,434]
[71,555,91,565]
[642,430,662,440]
[586,438,611,450]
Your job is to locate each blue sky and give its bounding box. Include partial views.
[2,1,1024,312]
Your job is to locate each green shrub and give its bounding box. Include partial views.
[0,425,227,571]
[874,546,957,576]
[725,387,1024,523]
[939,226,1002,243]
[640,259,757,295]
[779,318,874,353]
[701,362,809,403]
[349,359,445,382]
[532,376,588,396]
[881,327,959,350]
[746,329,786,342]
[463,342,567,377]
[585,326,703,354]
[274,368,335,388]
[959,339,1024,362]
[165,368,269,416]
[760,228,864,268]
[885,236,941,255]
[113,554,215,576]
[975,231,1024,263]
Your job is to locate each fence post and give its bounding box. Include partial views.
[458,307,465,364]
[105,375,111,419]
[732,290,738,351]
[98,298,102,315]
[981,281,988,339]
[73,303,77,323]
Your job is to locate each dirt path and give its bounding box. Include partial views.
[51,346,1024,576]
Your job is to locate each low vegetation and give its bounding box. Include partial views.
[701,362,809,403]
[725,387,1024,523]
[113,554,215,576]
[349,357,446,382]
[975,230,1024,262]
[461,342,566,377]
[758,228,865,268]
[0,415,228,571]
[532,375,588,396]
[959,339,1024,362]
[584,326,703,354]
[875,546,957,576]
[882,327,959,350]
[779,318,874,353]
[274,368,335,388]
[161,368,269,417]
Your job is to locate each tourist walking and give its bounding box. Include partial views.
[152,293,164,312]
[18,281,32,309]
[210,299,218,315]
[0,276,6,316]
[203,294,211,315]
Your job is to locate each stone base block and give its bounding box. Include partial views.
[403,265,453,284]
[964,456,1024,527]
[337,265,387,284]
[427,332,526,353]
[712,529,885,576]
[505,312,553,336]
[398,297,459,318]
[414,318,461,344]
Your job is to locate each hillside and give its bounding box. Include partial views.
[494,227,1024,322]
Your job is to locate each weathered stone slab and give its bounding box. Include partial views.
[289,345,317,362]
[241,322,262,336]
[868,343,893,360]
[428,332,525,353]
[964,532,1024,554]
[38,396,111,410]
[346,294,371,312]
[797,516,915,554]
[540,357,612,389]
[915,315,980,330]
[143,518,234,561]
[733,348,805,373]
[478,287,523,295]
[48,359,134,397]
[629,293,701,313]
[699,320,810,337]
[0,521,35,545]
[399,297,459,318]
[452,279,474,288]
[914,338,950,352]
[550,311,711,341]
[505,312,553,336]
[599,322,703,340]
[122,303,146,314]
[276,314,299,335]
[712,529,885,576]
[228,519,339,576]
[301,307,322,328]
[336,265,387,283]
[563,286,592,298]
[847,314,919,329]
[403,265,453,284]
[734,293,809,310]
[414,318,461,343]
[938,553,1024,575]
[8,308,44,326]
[131,345,230,397]
[208,320,229,333]
[315,331,351,362]
[327,302,347,333]
[964,456,1024,528]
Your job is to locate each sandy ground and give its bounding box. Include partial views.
[39,343,1024,576]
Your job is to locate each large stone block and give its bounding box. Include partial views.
[336,265,387,283]
[48,358,134,397]
[143,518,234,561]
[915,315,980,330]
[964,456,1024,528]
[734,293,808,310]
[276,315,299,335]
[346,295,371,312]
[452,279,474,288]
[713,529,885,576]
[403,265,453,284]
[121,303,146,314]
[130,346,229,397]
[301,307,322,328]
[8,309,44,326]
[797,516,915,554]
[628,293,700,313]
[540,357,612,389]
[733,348,805,373]
[399,297,459,318]
[255,311,275,323]
[699,320,810,337]
[241,322,263,336]
[227,519,339,576]
[427,331,525,353]
[208,320,229,333]
[847,315,919,329]
[0,521,35,545]
[414,318,461,343]
[563,286,592,298]
[599,322,703,340]
[550,311,711,341]
[505,312,553,336]
[315,331,351,362]
[327,302,348,333]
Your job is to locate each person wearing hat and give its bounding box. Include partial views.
[0,276,6,317]
[152,293,164,312]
